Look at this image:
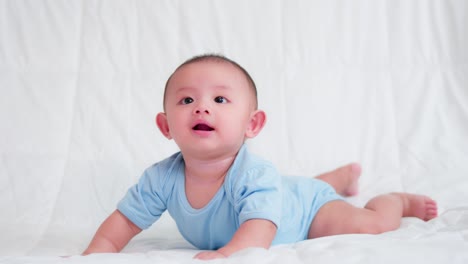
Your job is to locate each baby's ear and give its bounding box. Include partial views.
[245,110,267,138]
[156,113,172,139]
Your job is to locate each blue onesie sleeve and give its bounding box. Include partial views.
[225,146,283,229]
[117,153,180,230]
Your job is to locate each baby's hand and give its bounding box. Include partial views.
[194,250,227,260]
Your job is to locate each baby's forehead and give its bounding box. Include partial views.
[168,60,251,91]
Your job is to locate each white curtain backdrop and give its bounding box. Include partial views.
[0,0,467,260]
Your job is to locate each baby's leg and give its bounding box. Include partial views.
[315,163,361,196]
[308,193,438,238]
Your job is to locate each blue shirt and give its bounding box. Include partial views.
[118,144,342,249]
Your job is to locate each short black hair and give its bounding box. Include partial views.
[163,54,258,110]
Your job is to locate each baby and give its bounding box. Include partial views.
[83,54,438,260]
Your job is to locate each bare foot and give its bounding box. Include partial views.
[316,163,361,197]
[397,193,438,221]
[343,163,361,196]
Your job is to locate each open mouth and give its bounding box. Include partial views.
[192,123,214,131]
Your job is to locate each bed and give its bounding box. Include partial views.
[1,1,467,263]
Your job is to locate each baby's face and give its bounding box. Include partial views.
[162,61,257,159]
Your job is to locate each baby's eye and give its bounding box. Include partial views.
[181,97,194,105]
[214,96,227,104]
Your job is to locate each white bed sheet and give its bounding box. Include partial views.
[1,1,467,263]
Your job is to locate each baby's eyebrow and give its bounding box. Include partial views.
[212,85,231,91]
[175,85,231,94]
[173,86,196,96]
[175,86,195,92]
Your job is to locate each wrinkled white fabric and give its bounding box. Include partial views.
[0,1,467,263]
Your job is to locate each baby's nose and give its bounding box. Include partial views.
[195,109,210,114]
[194,105,210,114]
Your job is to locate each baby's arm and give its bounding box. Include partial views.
[82,210,142,255]
[194,219,277,260]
